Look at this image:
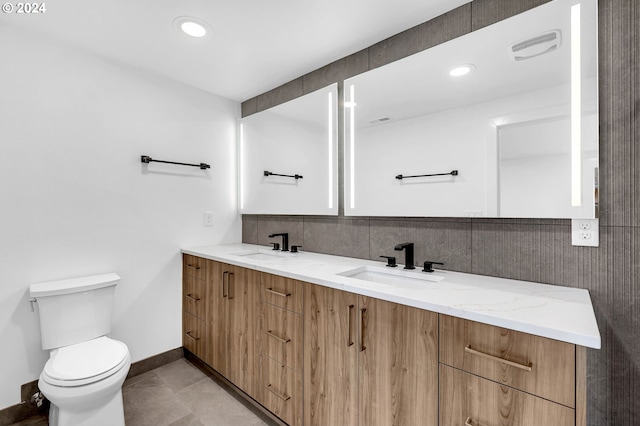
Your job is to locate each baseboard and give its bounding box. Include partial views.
[0,346,184,425]
[126,347,184,379]
[0,379,48,426]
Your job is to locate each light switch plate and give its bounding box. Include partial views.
[571,218,599,247]
[203,211,214,227]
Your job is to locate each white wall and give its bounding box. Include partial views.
[0,24,241,410]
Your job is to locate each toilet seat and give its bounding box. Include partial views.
[42,336,129,387]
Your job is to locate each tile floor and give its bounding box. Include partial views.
[11,358,278,426]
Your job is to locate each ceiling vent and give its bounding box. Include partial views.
[509,30,561,61]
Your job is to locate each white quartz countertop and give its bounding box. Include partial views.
[182,243,601,349]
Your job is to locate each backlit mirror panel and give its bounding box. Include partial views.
[344,0,598,218]
[240,83,338,215]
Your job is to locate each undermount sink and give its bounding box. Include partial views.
[231,249,287,261]
[338,265,444,286]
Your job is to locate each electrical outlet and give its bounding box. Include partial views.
[203,211,214,227]
[571,218,599,247]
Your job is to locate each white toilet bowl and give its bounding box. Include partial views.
[38,336,131,426]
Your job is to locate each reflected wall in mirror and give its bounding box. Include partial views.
[344,0,598,218]
[240,83,338,215]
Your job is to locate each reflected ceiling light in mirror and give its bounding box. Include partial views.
[571,3,581,206]
[173,17,210,38]
[449,64,475,77]
[328,91,334,209]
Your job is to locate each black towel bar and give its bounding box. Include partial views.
[264,170,303,180]
[141,155,210,170]
[395,170,458,180]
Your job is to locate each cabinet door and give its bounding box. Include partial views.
[207,260,227,374]
[183,312,206,360]
[261,355,303,426]
[261,273,304,314]
[359,296,439,426]
[440,365,575,426]
[440,314,576,407]
[304,283,358,426]
[226,264,260,398]
[183,274,207,320]
[261,303,303,373]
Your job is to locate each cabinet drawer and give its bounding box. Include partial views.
[183,254,206,280]
[183,275,206,319]
[261,303,303,372]
[439,315,575,407]
[440,365,574,426]
[183,312,206,360]
[261,356,302,426]
[261,273,303,314]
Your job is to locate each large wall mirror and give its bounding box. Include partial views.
[240,83,338,215]
[344,0,598,218]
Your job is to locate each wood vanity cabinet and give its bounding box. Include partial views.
[439,315,579,426]
[182,254,209,361]
[304,282,439,426]
[183,255,586,426]
[258,273,304,426]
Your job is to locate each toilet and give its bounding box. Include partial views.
[29,273,131,426]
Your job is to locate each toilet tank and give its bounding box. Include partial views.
[29,273,120,350]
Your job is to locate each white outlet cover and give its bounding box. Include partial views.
[571,218,599,247]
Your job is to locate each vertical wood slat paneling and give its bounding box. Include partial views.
[610,226,640,426]
[598,0,640,227]
[470,0,552,31]
[302,49,369,95]
[255,77,304,113]
[368,4,471,70]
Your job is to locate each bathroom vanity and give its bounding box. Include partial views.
[181,244,600,426]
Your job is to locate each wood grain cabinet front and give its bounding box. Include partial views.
[304,282,439,426]
[183,274,206,320]
[440,365,575,426]
[182,255,209,361]
[261,273,304,314]
[183,254,206,280]
[258,273,304,425]
[439,314,576,407]
[183,311,206,360]
[260,302,303,373]
[261,355,303,426]
[182,258,260,401]
[218,262,260,399]
[181,256,585,426]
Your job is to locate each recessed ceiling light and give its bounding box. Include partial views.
[449,64,475,77]
[173,16,210,38]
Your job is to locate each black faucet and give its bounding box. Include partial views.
[268,233,289,251]
[394,242,415,270]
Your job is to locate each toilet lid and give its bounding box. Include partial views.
[43,336,129,386]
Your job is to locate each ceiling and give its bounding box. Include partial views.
[1,0,471,102]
